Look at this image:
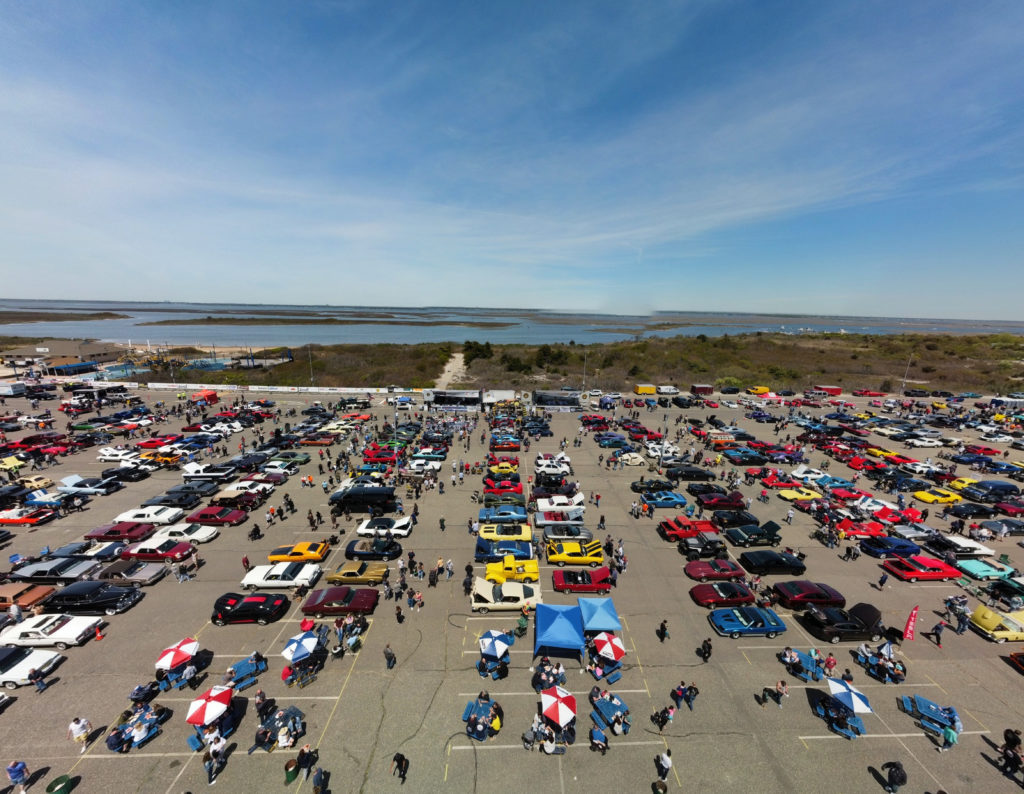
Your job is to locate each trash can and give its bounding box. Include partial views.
[284,760,300,785]
[46,776,74,794]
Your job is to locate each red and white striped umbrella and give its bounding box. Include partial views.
[593,632,626,662]
[186,685,233,726]
[540,685,576,728]
[156,637,200,670]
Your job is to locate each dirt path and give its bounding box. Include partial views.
[434,352,465,389]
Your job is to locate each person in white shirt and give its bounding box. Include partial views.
[657,749,673,780]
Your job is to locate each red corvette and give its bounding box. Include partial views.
[882,555,960,582]
[997,501,1024,517]
[684,558,744,582]
[762,473,802,489]
[965,445,1001,456]
[483,480,523,496]
[657,517,718,541]
[848,456,888,472]
[771,580,846,610]
[552,567,612,594]
[186,506,248,526]
[690,581,755,607]
[138,434,184,449]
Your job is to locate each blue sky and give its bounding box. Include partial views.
[1,1,1022,318]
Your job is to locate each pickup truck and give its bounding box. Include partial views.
[181,463,237,483]
[657,517,718,542]
[484,554,540,584]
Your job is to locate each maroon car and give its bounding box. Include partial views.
[244,471,288,486]
[997,501,1024,518]
[300,586,379,618]
[121,539,195,563]
[697,491,746,510]
[771,580,846,610]
[684,558,745,582]
[85,521,157,543]
[186,506,248,526]
[690,581,755,608]
[552,567,612,594]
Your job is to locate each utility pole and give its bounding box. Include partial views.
[308,345,314,386]
[900,352,914,396]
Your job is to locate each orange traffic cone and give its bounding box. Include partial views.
[95,626,105,641]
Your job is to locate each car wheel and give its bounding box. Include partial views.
[212,617,226,626]
[557,561,566,568]
[908,577,918,583]
[3,681,16,690]
[55,641,69,650]
[477,606,489,614]
[105,607,119,616]
[699,576,709,582]
[245,585,257,591]
[870,633,882,642]
[766,631,777,639]
[730,631,740,639]
[830,635,841,644]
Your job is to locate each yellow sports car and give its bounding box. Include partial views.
[140,450,183,465]
[948,477,978,492]
[325,560,389,585]
[488,462,518,476]
[546,540,605,568]
[913,488,962,505]
[479,523,532,542]
[874,449,899,459]
[777,487,822,502]
[865,447,892,458]
[931,401,947,410]
[268,541,330,563]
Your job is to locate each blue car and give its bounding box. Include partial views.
[474,539,534,563]
[858,536,920,559]
[986,461,1022,475]
[599,437,631,449]
[816,475,854,489]
[951,453,991,465]
[478,506,528,524]
[708,607,787,639]
[641,491,688,509]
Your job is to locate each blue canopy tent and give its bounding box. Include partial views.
[533,604,586,664]
[578,597,621,633]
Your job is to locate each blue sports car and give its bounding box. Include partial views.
[478,505,528,524]
[641,491,688,509]
[858,536,921,559]
[816,475,855,489]
[708,606,787,639]
[474,539,534,563]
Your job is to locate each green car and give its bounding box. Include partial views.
[273,451,311,465]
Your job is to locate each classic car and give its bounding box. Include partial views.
[356,516,414,538]
[121,539,195,563]
[689,581,756,608]
[551,567,612,594]
[803,603,885,644]
[545,540,604,568]
[881,555,960,582]
[858,536,921,559]
[211,592,290,625]
[470,578,542,613]
[40,580,143,615]
[738,551,807,576]
[325,560,389,585]
[708,606,787,639]
[268,542,330,563]
[241,561,322,590]
[724,521,782,548]
[113,506,186,525]
[771,580,846,610]
[301,586,379,618]
[0,646,62,689]
[96,558,168,586]
[185,506,249,526]
[684,558,745,582]
[0,613,101,649]
[344,538,403,561]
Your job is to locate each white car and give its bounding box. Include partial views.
[0,614,101,650]
[262,461,297,477]
[535,461,571,476]
[241,562,322,591]
[981,433,1014,444]
[906,438,943,448]
[404,459,442,474]
[96,447,142,463]
[790,465,827,482]
[0,646,62,689]
[470,578,542,613]
[615,452,646,466]
[356,516,414,538]
[604,393,622,400]
[900,461,941,475]
[873,426,902,438]
[224,481,274,496]
[535,493,585,513]
[114,506,186,525]
[535,453,570,466]
[588,390,603,397]
[151,522,220,546]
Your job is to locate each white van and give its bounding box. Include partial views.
[656,385,680,395]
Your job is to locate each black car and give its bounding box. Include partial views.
[167,481,220,498]
[211,592,290,626]
[803,603,885,644]
[948,503,999,520]
[712,510,760,530]
[720,386,741,395]
[686,483,727,498]
[41,580,143,615]
[677,532,729,562]
[630,479,675,494]
[101,466,150,483]
[738,550,807,576]
[142,491,203,509]
[344,537,403,561]
[666,465,716,482]
[229,453,270,472]
[671,396,695,408]
[71,477,124,495]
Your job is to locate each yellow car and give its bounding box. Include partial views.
[865,447,892,458]
[268,541,330,563]
[969,605,1024,642]
[17,475,55,490]
[0,456,25,473]
[913,488,962,505]
[479,523,532,542]
[488,462,518,476]
[546,540,605,568]
[777,487,822,502]
[931,401,947,410]
[484,555,540,584]
[140,450,183,465]
[948,477,978,492]
[746,386,770,395]
[875,449,899,459]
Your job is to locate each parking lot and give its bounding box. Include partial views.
[1,387,1022,793]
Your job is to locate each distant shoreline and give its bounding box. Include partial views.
[137,316,517,328]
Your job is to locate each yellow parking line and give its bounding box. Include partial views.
[742,651,752,666]
[925,673,948,696]
[963,708,988,731]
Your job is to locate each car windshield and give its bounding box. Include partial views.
[729,609,752,626]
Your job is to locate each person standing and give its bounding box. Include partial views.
[655,748,672,781]
[242,555,250,573]
[7,603,22,623]
[785,508,794,524]
[5,760,29,794]
[384,644,397,670]
[28,667,47,693]
[683,683,699,711]
[923,621,947,649]
[881,760,907,792]
[938,722,959,752]
[202,749,217,785]
[67,716,93,754]
[657,619,669,643]
[877,572,889,590]
[700,638,712,663]
[391,752,409,783]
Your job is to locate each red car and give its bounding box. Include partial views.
[658,517,718,541]
[488,455,520,467]
[301,434,338,446]
[886,454,918,466]
[0,507,57,526]
[121,539,195,563]
[853,390,886,397]
[771,580,846,610]
[835,518,888,537]
[85,521,157,543]
[489,439,521,451]
[762,473,802,489]
[829,488,873,502]
[483,480,523,496]
[881,555,960,582]
[684,558,744,582]
[552,567,612,594]
[998,501,1024,517]
[186,506,248,526]
[363,451,400,464]
[697,492,746,510]
[137,434,184,449]
[690,581,755,607]
[300,586,379,618]
[848,456,887,472]
[965,445,1001,456]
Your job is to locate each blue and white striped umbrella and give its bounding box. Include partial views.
[282,631,319,663]
[826,677,873,714]
[479,629,513,660]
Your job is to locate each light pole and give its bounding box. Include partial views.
[582,350,588,392]
[308,345,314,387]
[900,351,914,396]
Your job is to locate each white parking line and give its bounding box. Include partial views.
[798,729,989,740]
[452,739,666,751]
[458,690,648,697]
